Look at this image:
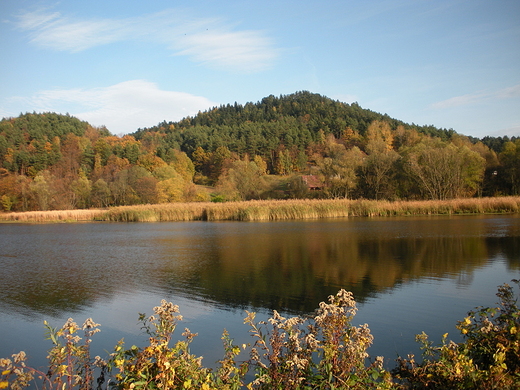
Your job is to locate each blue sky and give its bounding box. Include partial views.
[1,0,519,138]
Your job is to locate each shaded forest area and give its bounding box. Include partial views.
[1,91,519,212]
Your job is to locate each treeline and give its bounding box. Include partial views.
[0,92,519,212]
[132,91,519,200]
[0,113,201,212]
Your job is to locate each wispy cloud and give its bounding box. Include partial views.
[6,80,217,134]
[14,8,278,72]
[431,84,520,109]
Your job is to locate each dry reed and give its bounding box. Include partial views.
[1,197,519,223]
[0,209,107,223]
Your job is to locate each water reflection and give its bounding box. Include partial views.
[1,215,519,318]
[168,217,520,313]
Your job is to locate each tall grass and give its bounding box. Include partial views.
[0,209,107,223]
[1,197,520,223]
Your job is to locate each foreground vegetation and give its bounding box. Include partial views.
[1,281,519,389]
[1,196,520,223]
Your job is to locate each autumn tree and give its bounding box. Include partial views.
[136,153,167,173]
[152,165,187,203]
[215,159,268,201]
[208,146,234,183]
[70,170,92,209]
[499,139,520,195]
[91,179,111,207]
[405,139,485,199]
[365,120,394,151]
[253,155,268,175]
[274,148,293,175]
[30,171,55,210]
[316,145,365,199]
[360,139,400,199]
[166,149,195,182]
[156,176,186,203]
[0,169,17,211]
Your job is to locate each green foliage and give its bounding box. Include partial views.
[1,94,519,212]
[499,140,520,195]
[109,300,213,389]
[215,159,269,201]
[404,139,486,200]
[2,284,520,389]
[394,280,520,389]
[132,91,453,171]
[0,318,106,390]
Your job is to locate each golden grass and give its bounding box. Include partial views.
[1,196,520,223]
[0,208,107,223]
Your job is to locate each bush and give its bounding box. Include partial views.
[1,283,520,389]
[394,279,520,389]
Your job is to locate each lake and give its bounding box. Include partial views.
[1,214,519,372]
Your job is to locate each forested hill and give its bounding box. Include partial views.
[1,92,520,213]
[131,91,455,156]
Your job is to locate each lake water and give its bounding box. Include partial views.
[1,215,519,372]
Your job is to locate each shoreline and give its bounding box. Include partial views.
[1,196,520,223]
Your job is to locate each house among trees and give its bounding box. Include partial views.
[301,175,324,191]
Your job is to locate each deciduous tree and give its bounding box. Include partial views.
[216,159,268,200]
[361,139,400,199]
[405,139,485,199]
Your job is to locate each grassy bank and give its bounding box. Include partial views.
[1,196,520,223]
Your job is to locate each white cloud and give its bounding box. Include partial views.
[8,80,217,134]
[495,84,520,99]
[175,30,277,73]
[430,93,485,109]
[431,84,520,109]
[14,8,278,72]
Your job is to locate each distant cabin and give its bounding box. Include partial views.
[301,175,324,191]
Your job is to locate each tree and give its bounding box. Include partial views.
[91,179,111,208]
[70,170,92,209]
[365,120,394,151]
[30,171,55,210]
[136,153,167,172]
[405,139,485,200]
[208,146,233,183]
[0,169,18,211]
[133,176,158,204]
[110,169,134,205]
[216,159,268,201]
[156,176,186,203]
[499,140,520,195]
[317,146,365,199]
[253,155,268,175]
[16,174,32,211]
[125,166,157,204]
[361,139,400,199]
[167,149,195,182]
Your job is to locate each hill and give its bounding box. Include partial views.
[0,92,519,212]
[131,91,455,157]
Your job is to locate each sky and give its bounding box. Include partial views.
[1,0,519,139]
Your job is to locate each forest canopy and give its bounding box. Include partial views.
[0,92,519,212]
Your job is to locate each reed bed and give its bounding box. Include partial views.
[1,197,519,223]
[0,208,107,223]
